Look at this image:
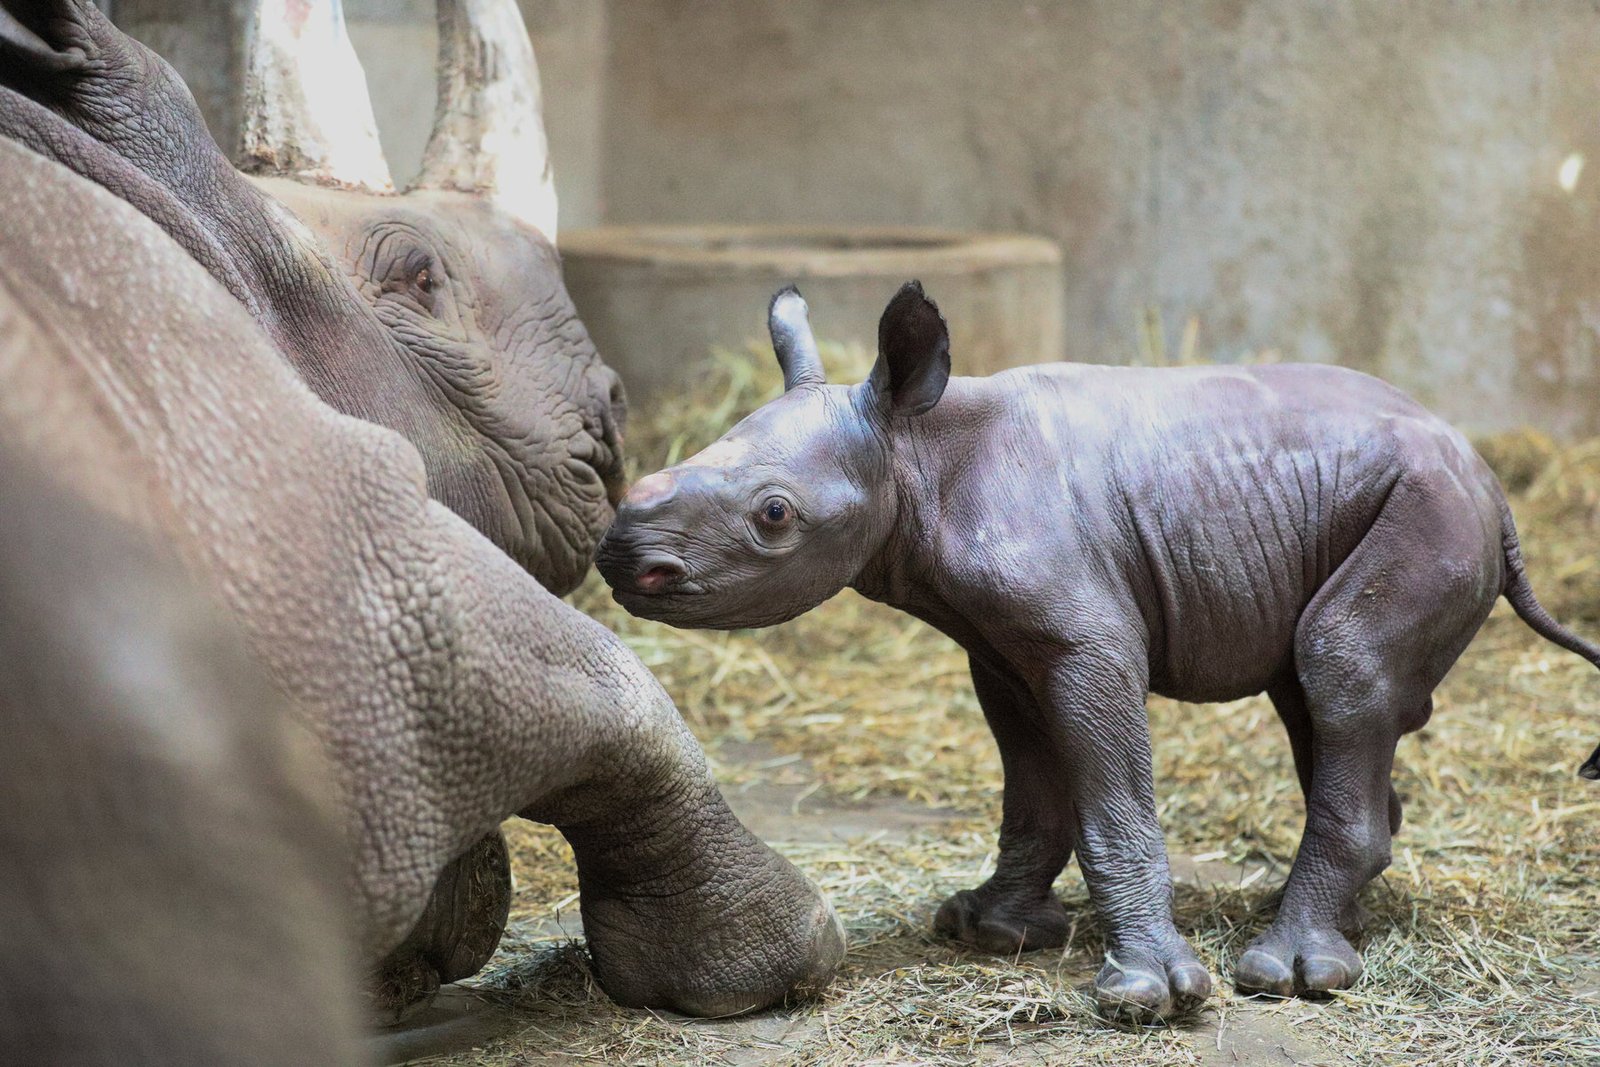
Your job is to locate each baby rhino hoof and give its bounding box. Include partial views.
[934,888,1069,955]
[1235,924,1363,998]
[1094,942,1212,1024]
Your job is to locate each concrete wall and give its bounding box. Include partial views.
[113,1,1600,433]
[599,0,1600,435]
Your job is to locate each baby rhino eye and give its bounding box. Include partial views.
[758,496,792,528]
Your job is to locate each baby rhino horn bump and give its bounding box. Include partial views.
[769,285,826,392]
[625,471,675,509]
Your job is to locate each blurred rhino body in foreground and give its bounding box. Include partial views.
[0,408,364,1063]
[0,0,841,1031]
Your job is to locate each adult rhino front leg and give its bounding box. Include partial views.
[388,506,845,1018]
[532,768,845,1016]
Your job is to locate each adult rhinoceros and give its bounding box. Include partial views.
[0,0,843,1021]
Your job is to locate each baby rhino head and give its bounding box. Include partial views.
[596,282,952,629]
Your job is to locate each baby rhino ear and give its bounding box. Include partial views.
[769,285,826,391]
[871,280,950,417]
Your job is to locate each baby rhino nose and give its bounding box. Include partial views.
[624,471,676,511]
[635,559,686,593]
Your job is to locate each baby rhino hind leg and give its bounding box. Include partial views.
[1237,478,1498,998]
[1268,679,1415,839]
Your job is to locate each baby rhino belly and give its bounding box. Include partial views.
[1140,507,1329,704]
[1152,579,1306,703]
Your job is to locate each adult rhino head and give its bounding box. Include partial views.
[0,0,622,594]
[235,0,624,591]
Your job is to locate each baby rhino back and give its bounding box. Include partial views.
[1037,363,1500,702]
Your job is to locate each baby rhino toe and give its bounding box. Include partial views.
[934,887,1068,956]
[1094,937,1212,1023]
[1235,923,1363,998]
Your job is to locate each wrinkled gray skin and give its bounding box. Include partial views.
[0,0,842,1022]
[598,282,1600,1022]
[0,447,366,1065]
[243,178,627,591]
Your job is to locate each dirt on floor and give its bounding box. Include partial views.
[379,347,1600,1067]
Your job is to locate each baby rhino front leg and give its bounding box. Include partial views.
[935,658,1074,954]
[1035,652,1209,1022]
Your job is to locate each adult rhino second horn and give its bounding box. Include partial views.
[238,0,394,192]
[414,0,558,240]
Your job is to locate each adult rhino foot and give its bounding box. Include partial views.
[933,885,1069,955]
[1235,922,1363,998]
[368,831,512,1025]
[1093,930,1211,1024]
[579,837,844,1018]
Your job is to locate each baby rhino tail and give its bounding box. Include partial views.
[1500,500,1600,780]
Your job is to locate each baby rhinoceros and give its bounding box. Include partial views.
[596,281,1600,1022]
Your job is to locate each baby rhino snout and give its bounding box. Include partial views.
[597,474,692,596]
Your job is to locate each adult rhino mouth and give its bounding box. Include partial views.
[469,433,621,595]
[585,364,629,509]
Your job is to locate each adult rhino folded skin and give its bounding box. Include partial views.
[0,0,843,1023]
